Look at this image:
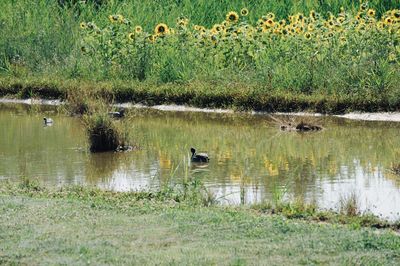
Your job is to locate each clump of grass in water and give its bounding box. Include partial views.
[81,99,132,152]
[269,115,323,132]
[389,163,400,175]
[83,112,130,152]
[339,191,360,216]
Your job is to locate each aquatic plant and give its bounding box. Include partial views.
[339,191,360,216]
[389,163,400,175]
[82,101,131,152]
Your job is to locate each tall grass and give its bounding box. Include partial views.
[0,0,399,105]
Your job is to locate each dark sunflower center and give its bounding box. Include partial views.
[159,26,165,32]
[229,15,236,21]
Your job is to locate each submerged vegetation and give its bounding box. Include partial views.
[0,1,399,112]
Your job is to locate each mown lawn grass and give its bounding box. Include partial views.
[1,183,399,265]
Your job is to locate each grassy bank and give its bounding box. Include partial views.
[2,76,400,113]
[1,181,400,265]
[1,1,400,113]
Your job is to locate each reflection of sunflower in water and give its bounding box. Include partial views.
[128,32,135,40]
[135,26,142,33]
[226,11,239,23]
[240,8,249,17]
[155,23,169,35]
[367,9,376,17]
[79,22,87,29]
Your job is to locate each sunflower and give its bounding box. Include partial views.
[307,23,315,31]
[240,8,249,17]
[176,16,189,26]
[128,32,135,41]
[385,17,393,25]
[155,23,169,35]
[79,22,87,29]
[135,26,143,33]
[266,12,275,20]
[147,35,157,43]
[297,13,304,21]
[367,9,376,17]
[310,10,316,19]
[392,10,400,19]
[304,32,312,40]
[266,19,275,27]
[360,3,368,12]
[337,16,345,24]
[273,28,281,34]
[279,19,286,26]
[261,23,270,33]
[226,11,239,23]
[87,22,96,30]
[109,15,119,23]
[212,24,222,32]
[210,34,218,45]
[295,26,304,33]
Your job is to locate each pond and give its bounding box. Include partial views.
[1,102,400,220]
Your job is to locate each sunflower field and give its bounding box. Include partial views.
[78,3,400,96]
[1,0,400,111]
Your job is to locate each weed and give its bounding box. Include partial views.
[339,191,360,217]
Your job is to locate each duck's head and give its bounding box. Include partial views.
[190,147,196,155]
[43,117,47,121]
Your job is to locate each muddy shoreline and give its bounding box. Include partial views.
[2,97,400,122]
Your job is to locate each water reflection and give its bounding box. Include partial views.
[0,103,400,219]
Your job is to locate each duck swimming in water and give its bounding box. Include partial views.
[190,147,209,163]
[43,117,53,125]
[108,108,125,118]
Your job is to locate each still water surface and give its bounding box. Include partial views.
[1,103,400,220]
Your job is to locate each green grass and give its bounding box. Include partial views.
[2,75,400,114]
[1,181,400,265]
